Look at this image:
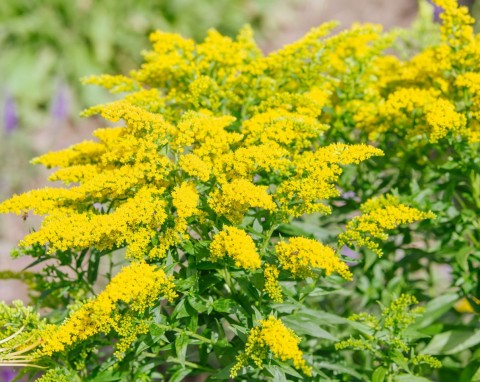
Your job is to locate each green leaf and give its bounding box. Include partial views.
[281,316,337,341]
[210,363,235,380]
[277,223,313,238]
[87,250,101,284]
[265,365,287,382]
[229,324,248,342]
[390,351,409,371]
[169,367,192,382]
[422,330,480,355]
[272,362,304,378]
[187,296,208,313]
[412,293,459,329]
[460,362,480,382]
[172,299,190,319]
[187,314,198,333]
[315,361,367,380]
[183,240,195,255]
[394,375,432,382]
[252,305,263,322]
[90,371,121,382]
[174,333,189,364]
[472,366,480,382]
[176,276,197,291]
[439,161,458,170]
[456,246,473,273]
[372,367,388,382]
[212,298,235,313]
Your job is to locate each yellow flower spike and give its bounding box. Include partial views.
[179,154,212,182]
[275,143,383,218]
[424,99,466,142]
[48,164,99,184]
[313,143,384,165]
[213,143,289,183]
[172,112,240,158]
[339,195,436,257]
[0,187,72,216]
[19,187,167,254]
[276,237,352,280]
[81,74,140,94]
[40,262,176,356]
[231,316,312,378]
[433,0,474,46]
[172,182,200,220]
[210,226,261,270]
[209,179,276,223]
[242,108,328,151]
[32,141,106,168]
[263,265,283,303]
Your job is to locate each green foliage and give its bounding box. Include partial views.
[336,295,442,380]
[1,0,480,381]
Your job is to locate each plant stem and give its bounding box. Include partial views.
[260,221,278,255]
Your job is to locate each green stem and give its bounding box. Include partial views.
[167,357,216,372]
[260,221,278,255]
[221,266,233,294]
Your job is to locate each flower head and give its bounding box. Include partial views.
[276,237,352,280]
[231,316,311,377]
[210,226,261,270]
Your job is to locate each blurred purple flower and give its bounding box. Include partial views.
[341,245,360,266]
[50,83,70,121]
[4,95,18,134]
[428,0,443,22]
[341,190,356,200]
[0,368,17,382]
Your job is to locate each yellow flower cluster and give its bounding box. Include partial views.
[213,143,289,183]
[277,144,383,218]
[16,187,167,256]
[179,154,211,182]
[242,109,328,151]
[111,313,150,358]
[263,265,283,303]
[210,226,261,270]
[382,294,423,330]
[339,195,435,257]
[437,0,474,46]
[41,262,176,356]
[231,316,312,377]
[0,20,390,266]
[0,15,440,374]
[172,182,199,221]
[209,179,277,223]
[350,0,480,144]
[275,237,352,280]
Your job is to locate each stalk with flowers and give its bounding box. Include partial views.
[1,0,478,381]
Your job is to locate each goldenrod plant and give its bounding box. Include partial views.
[1,0,479,380]
[324,0,480,324]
